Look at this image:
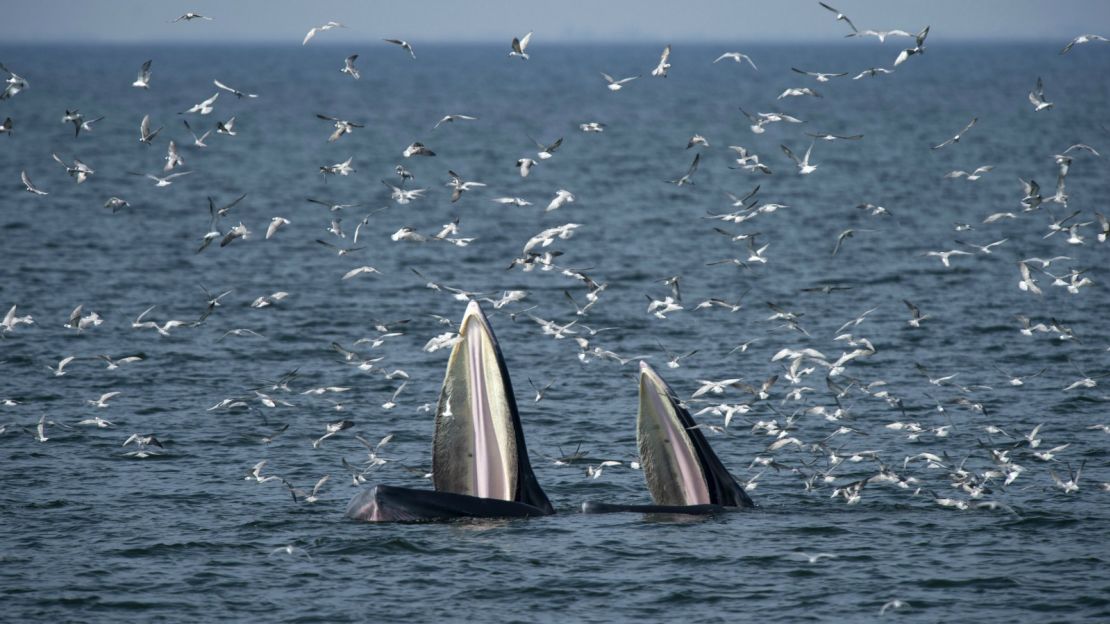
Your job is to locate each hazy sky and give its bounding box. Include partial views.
[5,0,1108,43]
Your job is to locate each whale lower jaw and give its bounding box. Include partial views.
[347,485,551,523]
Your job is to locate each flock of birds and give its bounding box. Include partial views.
[2,7,1110,606]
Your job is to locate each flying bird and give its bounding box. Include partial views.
[384,39,416,58]
[303,21,344,45]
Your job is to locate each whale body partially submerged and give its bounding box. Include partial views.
[582,361,755,515]
[346,301,554,522]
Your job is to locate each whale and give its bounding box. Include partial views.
[582,361,755,515]
[346,300,554,522]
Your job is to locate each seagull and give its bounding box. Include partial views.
[515,158,537,178]
[104,197,130,212]
[342,266,380,280]
[129,171,192,187]
[781,142,818,175]
[138,114,163,145]
[546,189,576,212]
[172,12,213,22]
[807,132,863,141]
[1018,262,1043,295]
[2,305,34,332]
[832,229,874,256]
[651,45,672,77]
[779,87,821,99]
[847,29,913,43]
[87,392,121,409]
[713,52,758,70]
[1029,77,1053,111]
[817,2,857,32]
[384,39,416,59]
[180,92,219,115]
[284,475,331,503]
[903,300,930,328]
[894,26,930,66]
[320,157,354,178]
[132,60,152,88]
[46,355,77,377]
[931,117,977,150]
[956,238,1008,254]
[924,248,972,267]
[65,305,102,332]
[216,116,237,136]
[433,114,477,129]
[791,67,847,82]
[509,31,533,59]
[20,171,47,196]
[853,67,894,79]
[244,460,281,484]
[63,110,104,137]
[446,170,487,202]
[491,196,532,207]
[668,153,701,186]
[945,165,993,181]
[402,142,435,157]
[182,119,210,147]
[381,181,426,205]
[163,140,183,171]
[303,21,344,45]
[214,79,257,99]
[601,72,640,91]
[266,217,290,240]
[1061,33,1108,54]
[0,117,11,135]
[336,54,361,80]
[51,153,94,184]
[530,136,563,160]
[579,122,605,133]
[96,354,143,370]
[316,114,364,142]
[0,62,29,100]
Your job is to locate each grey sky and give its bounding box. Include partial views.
[5,0,1108,43]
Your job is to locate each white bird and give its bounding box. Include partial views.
[433,114,477,129]
[384,39,416,59]
[791,67,847,82]
[402,142,435,158]
[316,114,363,142]
[931,117,977,150]
[266,217,290,240]
[182,119,210,147]
[342,266,381,280]
[130,171,192,187]
[579,122,605,133]
[320,157,355,178]
[945,165,993,181]
[47,356,76,377]
[546,189,576,212]
[139,114,163,145]
[713,52,758,70]
[1061,33,1108,54]
[181,92,219,115]
[781,142,818,175]
[172,12,213,22]
[509,31,533,59]
[853,67,894,79]
[818,2,858,32]
[51,153,94,184]
[0,62,29,100]
[446,170,487,202]
[847,29,912,43]
[601,72,640,91]
[303,21,344,46]
[1029,77,1053,111]
[651,45,672,77]
[924,249,972,267]
[216,116,237,136]
[132,59,152,89]
[894,26,930,66]
[1018,262,1043,295]
[163,140,183,172]
[87,392,121,409]
[21,171,48,195]
[338,54,361,80]
[214,79,257,99]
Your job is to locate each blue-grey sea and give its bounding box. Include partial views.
[1,41,1108,622]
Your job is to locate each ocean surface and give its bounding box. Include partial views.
[1,41,1109,622]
